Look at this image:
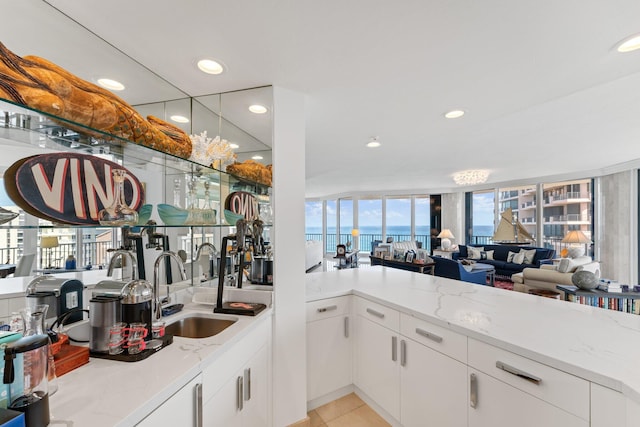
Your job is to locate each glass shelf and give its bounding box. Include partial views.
[0,97,271,191]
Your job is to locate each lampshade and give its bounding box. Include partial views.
[351,229,359,237]
[437,229,455,250]
[437,229,455,239]
[561,230,591,244]
[41,236,59,249]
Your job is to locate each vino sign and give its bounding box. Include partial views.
[225,191,257,220]
[4,153,145,225]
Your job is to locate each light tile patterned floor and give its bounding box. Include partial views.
[308,393,390,427]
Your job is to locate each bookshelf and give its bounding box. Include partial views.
[556,285,640,315]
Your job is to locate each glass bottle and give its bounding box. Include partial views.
[200,180,217,225]
[20,304,58,396]
[98,169,139,226]
[184,177,204,225]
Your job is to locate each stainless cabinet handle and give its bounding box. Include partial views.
[195,383,203,427]
[344,316,349,338]
[400,340,407,366]
[237,376,244,411]
[391,336,397,361]
[317,305,337,313]
[470,373,478,408]
[244,368,251,401]
[366,308,385,318]
[415,327,443,343]
[495,361,542,385]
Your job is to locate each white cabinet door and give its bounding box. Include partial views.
[307,314,351,401]
[354,315,400,420]
[203,344,269,427]
[137,374,202,426]
[400,338,467,427]
[241,344,269,426]
[468,370,588,427]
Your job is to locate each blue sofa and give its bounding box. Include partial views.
[432,257,488,285]
[453,244,555,278]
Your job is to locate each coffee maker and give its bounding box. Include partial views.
[25,276,84,325]
[3,335,50,427]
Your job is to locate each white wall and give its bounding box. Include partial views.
[272,87,306,426]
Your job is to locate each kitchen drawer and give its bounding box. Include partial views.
[468,338,589,420]
[355,297,399,331]
[306,296,351,322]
[400,313,467,363]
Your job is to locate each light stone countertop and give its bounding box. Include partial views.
[306,266,640,403]
[47,288,273,427]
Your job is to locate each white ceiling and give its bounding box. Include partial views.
[3,0,640,198]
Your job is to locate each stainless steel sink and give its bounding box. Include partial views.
[165,315,236,339]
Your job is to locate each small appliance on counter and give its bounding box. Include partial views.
[92,280,129,298]
[119,279,153,341]
[3,335,50,427]
[89,295,122,353]
[25,276,83,326]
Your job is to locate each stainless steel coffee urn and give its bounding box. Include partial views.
[25,276,84,325]
[89,295,122,353]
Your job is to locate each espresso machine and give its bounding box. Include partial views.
[25,276,84,326]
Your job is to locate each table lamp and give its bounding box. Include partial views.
[561,230,591,258]
[351,229,359,251]
[437,229,455,250]
[41,236,59,268]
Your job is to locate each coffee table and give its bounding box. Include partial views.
[470,263,495,286]
[370,256,435,275]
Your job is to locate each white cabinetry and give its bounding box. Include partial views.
[399,314,467,427]
[591,383,626,427]
[468,338,589,427]
[202,316,271,427]
[354,298,401,420]
[306,296,352,402]
[137,374,203,426]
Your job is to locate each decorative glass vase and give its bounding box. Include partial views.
[20,304,58,396]
[98,169,139,226]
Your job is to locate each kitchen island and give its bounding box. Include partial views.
[306,267,640,426]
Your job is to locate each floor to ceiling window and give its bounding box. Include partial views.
[497,185,537,244]
[386,197,411,243]
[305,201,323,242]
[470,191,495,245]
[357,198,382,254]
[415,196,431,250]
[339,198,353,248]
[542,179,593,255]
[326,200,337,253]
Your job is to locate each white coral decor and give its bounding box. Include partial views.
[189,131,237,169]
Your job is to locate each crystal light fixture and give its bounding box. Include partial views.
[453,170,489,186]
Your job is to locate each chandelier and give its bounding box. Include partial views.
[453,170,489,186]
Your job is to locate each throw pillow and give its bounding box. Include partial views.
[468,246,484,260]
[512,252,525,264]
[557,257,575,273]
[507,250,518,263]
[479,250,494,260]
[520,248,537,264]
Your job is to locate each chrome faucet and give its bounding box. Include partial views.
[107,249,138,281]
[153,251,187,320]
[194,242,218,280]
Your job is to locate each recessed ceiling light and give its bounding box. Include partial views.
[170,115,190,123]
[197,59,224,75]
[248,104,268,114]
[229,143,239,149]
[252,155,263,160]
[366,137,381,148]
[445,110,465,119]
[97,78,125,91]
[616,34,640,52]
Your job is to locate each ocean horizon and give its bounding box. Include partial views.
[305,225,495,236]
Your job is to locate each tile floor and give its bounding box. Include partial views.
[308,393,390,427]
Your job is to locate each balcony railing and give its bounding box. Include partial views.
[544,214,591,222]
[305,233,431,254]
